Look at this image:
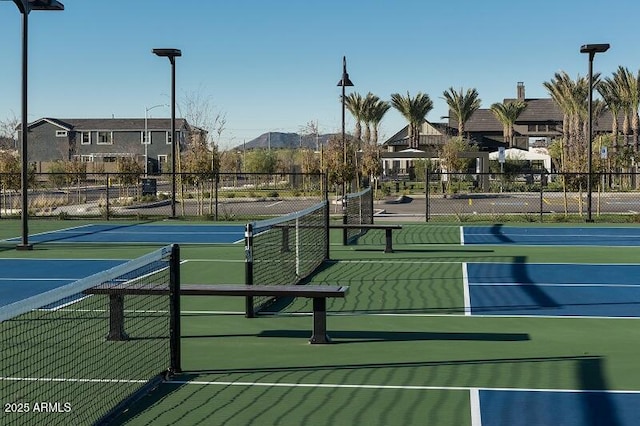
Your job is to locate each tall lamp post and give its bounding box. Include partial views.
[152,48,181,218]
[580,43,609,222]
[336,56,354,197]
[144,104,168,176]
[5,0,64,250]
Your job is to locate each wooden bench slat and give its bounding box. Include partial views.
[329,224,402,229]
[85,284,348,298]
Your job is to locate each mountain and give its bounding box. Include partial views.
[233,132,335,151]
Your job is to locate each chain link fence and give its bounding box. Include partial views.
[0,172,327,221]
[4,171,640,223]
[376,171,640,223]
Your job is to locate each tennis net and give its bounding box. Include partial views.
[245,201,329,316]
[0,244,180,426]
[343,187,374,244]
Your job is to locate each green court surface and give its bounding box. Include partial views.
[2,220,640,425]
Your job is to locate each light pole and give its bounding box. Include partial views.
[336,56,354,197]
[580,43,609,222]
[144,104,168,176]
[152,48,181,218]
[4,0,64,251]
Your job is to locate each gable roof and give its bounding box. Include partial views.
[25,117,191,132]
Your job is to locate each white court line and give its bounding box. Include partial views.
[462,262,471,316]
[460,226,465,245]
[470,388,482,426]
[470,282,640,288]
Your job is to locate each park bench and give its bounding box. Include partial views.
[330,223,403,253]
[84,284,348,344]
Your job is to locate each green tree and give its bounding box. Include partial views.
[116,157,143,198]
[362,93,390,145]
[390,91,433,149]
[489,101,527,147]
[344,93,365,142]
[439,136,477,193]
[442,87,481,136]
[244,149,278,174]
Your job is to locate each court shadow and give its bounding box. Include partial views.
[511,255,560,308]
[186,354,600,375]
[489,223,515,243]
[256,329,530,344]
[578,357,622,426]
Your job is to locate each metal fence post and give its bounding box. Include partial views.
[425,168,430,222]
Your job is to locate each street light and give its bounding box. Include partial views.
[152,48,181,218]
[144,104,168,176]
[4,0,64,250]
[580,43,609,222]
[336,56,354,196]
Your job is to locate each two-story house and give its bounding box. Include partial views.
[20,117,198,173]
[381,82,616,177]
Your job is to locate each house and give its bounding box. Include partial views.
[381,82,614,177]
[19,117,199,173]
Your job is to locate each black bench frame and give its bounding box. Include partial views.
[330,224,402,253]
[84,284,348,345]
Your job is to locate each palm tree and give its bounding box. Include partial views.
[361,93,390,145]
[442,87,481,136]
[598,76,624,152]
[611,67,634,149]
[543,71,594,171]
[489,101,527,148]
[368,98,391,145]
[344,93,365,142]
[390,92,433,149]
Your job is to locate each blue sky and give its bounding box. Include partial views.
[0,0,638,150]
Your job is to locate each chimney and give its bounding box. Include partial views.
[517,82,525,101]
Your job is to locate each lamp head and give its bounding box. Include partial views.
[15,0,64,13]
[580,44,610,54]
[337,56,354,87]
[152,48,182,58]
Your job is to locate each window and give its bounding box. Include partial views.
[80,155,93,162]
[81,132,91,145]
[56,130,68,137]
[166,131,173,144]
[142,131,151,144]
[97,131,113,145]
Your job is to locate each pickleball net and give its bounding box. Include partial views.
[0,244,180,426]
[343,187,374,244]
[244,200,329,316]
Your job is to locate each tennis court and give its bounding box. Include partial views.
[2,220,640,425]
[2,223,245,245]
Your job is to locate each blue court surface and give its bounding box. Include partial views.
[3,223,245,245]
[479,389,640,426]
[465,262,640,317]
[462,226,640,246]
[0,258,125,307]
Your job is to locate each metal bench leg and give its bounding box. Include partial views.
[309,297,331,344]
[106,294,129,341]
[384,228,394,253]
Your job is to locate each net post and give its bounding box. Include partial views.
[324,199,330,261]
[245,223,255,318]
[169,244,181,374]
[342,196,348,246]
